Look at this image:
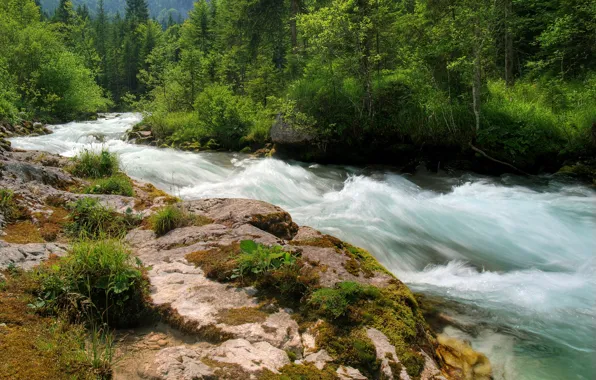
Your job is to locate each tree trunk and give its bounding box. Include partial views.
[473,38,482,133]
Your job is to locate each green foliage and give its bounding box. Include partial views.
[149,204,211,236]
[233,240,296,279]
[83,174,134,197]
[309,281,380,320]
[70,148,120,179]
[0,188,19,222]
[33,239,148,327]
[66,197,140,239]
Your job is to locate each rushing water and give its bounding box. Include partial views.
[10,113,596,379]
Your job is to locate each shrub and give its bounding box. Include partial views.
[70,149,120,179]
[83,174,134,197]
[33,239,148,327]
[149,204,211,236]
[66,198,140,239]
[309,281,379,319]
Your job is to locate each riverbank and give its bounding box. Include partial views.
[7,114,596,379]
[0,141,492,379]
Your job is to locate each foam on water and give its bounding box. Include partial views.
[9,113,596,379]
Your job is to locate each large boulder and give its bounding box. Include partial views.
[270,114,315,145]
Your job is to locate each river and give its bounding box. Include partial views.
[9,113,596,379]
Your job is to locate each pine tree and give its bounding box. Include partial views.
[55,0,74,24]
[126,0,149,27]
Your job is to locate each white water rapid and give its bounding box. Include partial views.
[9,113,596,379]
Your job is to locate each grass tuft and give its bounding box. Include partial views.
[33,239,148,328]
[149,204,212,236]
[66,198,140,239]
[69,148,120,179]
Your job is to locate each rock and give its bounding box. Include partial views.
[186,198,299,239]
[0,242,68,270]
[145,345,216,380]
[336,366,368,380]
[210,339,290,373]
[270,114,314,145]
[436,334,492,380]
[366,327,411,380]
[301,349,333,370]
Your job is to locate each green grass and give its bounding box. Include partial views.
[66,198,140,239]
[33,239,148,328]
[83,174,134,197]
[0,188,19,222]
[149,204,212,236]
[309,281,380,320]
[69,149,120,179]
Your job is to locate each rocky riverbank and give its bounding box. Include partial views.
[0,145,491,379]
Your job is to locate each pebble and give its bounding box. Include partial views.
[157,339,168,347]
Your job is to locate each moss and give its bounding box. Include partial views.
[2,221,44,243]
[141,183,180,203]
[316,324,380,378]
[185,243,241,281]
[290,234,344,250]
[343,258,361,276]
[216,307,269,325]
[344,244,393,278]
[249,212,299,240]
[259,363,339,380]
[0,272,105,379]
[253,260,320,304]
[285,350,298,362]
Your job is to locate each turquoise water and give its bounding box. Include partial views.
[10,113,596,379]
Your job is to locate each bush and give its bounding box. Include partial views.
[66,198,140,239]
[149,204,211,236]
[34,239,148,327]
[70,149,120,179]
[83,174,134,197]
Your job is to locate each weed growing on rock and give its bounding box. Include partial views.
[309,281,380,319]
[33,239,148,328]
[66,198,140,239]
[0,188,19,222]
[83,174,134,197]
[69,148,119,179]
[232,240,296,278]
[149,204,212,236]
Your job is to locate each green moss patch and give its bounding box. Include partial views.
[83,174,134,197]
[344,244,392,278]
[260,363,339,380]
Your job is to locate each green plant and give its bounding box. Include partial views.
[149,204,211,236]
[34,239,148,327]
[232,240,296,279]
[0,188,19,222]
[83,174,134,197]
[309,281,380,319]
[70,149,120,179]
[66,198,140,239]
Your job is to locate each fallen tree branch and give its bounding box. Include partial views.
[469,143,531,176]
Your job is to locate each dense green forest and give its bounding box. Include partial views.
[1,0,595,172]
[39,0,195,24]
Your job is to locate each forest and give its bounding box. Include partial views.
[1,0,595,172]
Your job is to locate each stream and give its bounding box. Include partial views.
[9,113,596,379]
